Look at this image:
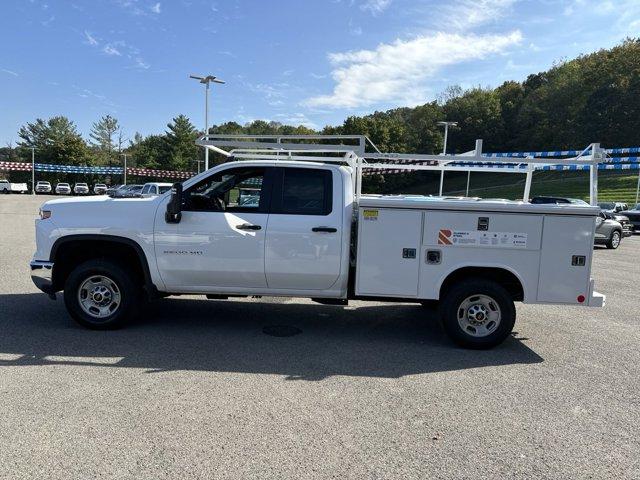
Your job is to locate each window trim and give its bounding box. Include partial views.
[181,166,274,214]
[270,167,333,216]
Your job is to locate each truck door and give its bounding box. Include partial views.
[264,167,342,290]
[154,166,273,291]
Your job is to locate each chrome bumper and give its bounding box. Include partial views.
[30,260,55,294]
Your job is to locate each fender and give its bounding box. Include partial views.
[50,234,160,298]
[435,262,528,301]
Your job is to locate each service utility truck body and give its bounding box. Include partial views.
[31,135,605,348]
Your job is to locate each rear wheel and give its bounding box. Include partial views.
[439,278,516,349]
[606,230,621,249]
[64,259,141,329]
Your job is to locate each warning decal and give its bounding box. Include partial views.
[438,230,528,248]
[363,209,379,221]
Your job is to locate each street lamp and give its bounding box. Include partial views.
[120,153,127,185]
[436,121,458,196]
[190,74,225,171]
[31,147,35,195]
[437,121,458,155]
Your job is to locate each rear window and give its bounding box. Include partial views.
[277,168,332,216]
[159,186,171,194]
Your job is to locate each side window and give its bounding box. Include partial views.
[183,167,267,213]
[274,168,332,216]
[142,185,151,195]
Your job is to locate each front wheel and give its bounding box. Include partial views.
[606,230,621,249]
[439,279,516,349]
[64,259,141,329]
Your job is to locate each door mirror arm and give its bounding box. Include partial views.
[165,183,183,224]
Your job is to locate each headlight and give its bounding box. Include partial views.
[39,209,51,219]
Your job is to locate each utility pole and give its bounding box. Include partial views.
[437,121,458,196]
[190,74,225,171]
[121,153,127,185]
[31,147,35,195]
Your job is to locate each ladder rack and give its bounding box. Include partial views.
[196,134,604,204]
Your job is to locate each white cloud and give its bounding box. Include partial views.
[438,0,517,30]
[360,0,392,15]
[1,68,19,77]
[304,31,522,108]
[151,2,161,13]
[83,30,98,46]
[103,44,122,56]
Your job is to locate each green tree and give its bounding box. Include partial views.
[164,115,199,171]
[18,116,90,165]
[90,115,120,165]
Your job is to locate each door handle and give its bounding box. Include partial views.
[237,224,262,231]
[312,227,337,233]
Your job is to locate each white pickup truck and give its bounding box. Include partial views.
[30,137,605,349]
[0,179,29,194]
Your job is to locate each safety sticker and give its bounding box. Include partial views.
[363,209,379,221]
[438,229,527,248]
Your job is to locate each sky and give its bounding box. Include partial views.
[0,0,638,145]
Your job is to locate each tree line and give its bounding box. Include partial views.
[2,39,638,184]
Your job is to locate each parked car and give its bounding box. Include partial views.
[594,212,625,249]
[110,184,143,198]
[141,182,172,197]
[530,196,589,206]
[35,181,52,194]
[55,183,72,195]
[531,196,625,248]
[73,183,90,195]
[623,204,640,232]
[106,184,123,196]
[0,179,29,194]
[93,184,108,195]
[598,201,629,213]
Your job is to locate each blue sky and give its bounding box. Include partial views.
[1,0,638,145]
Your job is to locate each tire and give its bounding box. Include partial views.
[63,259,141,330]
[439,278,516,349]
[605,230,621,249]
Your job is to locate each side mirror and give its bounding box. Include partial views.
[165,183,183,224]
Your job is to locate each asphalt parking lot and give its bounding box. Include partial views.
[0,195,638,479]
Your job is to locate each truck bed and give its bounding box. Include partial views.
[355,195,600,306]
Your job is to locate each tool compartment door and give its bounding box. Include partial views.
[537,215,594,303]
[355,208,422,297]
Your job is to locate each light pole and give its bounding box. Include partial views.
[121,153,127,185]
[437,121,458,196]
[190,74,225,171]
[31,147,35,195]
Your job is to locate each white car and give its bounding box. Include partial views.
[30,136,605,350]
[93,184,108,195]
[55,183,71,195]
[73,183,90,195]
[141,182,173,197]
[35,181,52,194]
[0,179,29,194]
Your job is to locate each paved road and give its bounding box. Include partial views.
[0,195,638,479]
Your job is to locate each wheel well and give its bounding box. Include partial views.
[51,238,149,294]
[440,267,524,301]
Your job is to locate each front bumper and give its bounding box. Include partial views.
[30,260,55,294]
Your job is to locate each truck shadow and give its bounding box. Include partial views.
[0,293,543,380]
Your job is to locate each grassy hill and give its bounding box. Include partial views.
[390,170,639,205]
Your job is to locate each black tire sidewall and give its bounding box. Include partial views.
[440,279,516,349]
[64,259,140,329]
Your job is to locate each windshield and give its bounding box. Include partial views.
[59,183,69,187]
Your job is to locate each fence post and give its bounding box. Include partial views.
[589,143,600,206]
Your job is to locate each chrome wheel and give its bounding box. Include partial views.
[457,294,502,338]
[77,275,121,320]
[611,231,620,248]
